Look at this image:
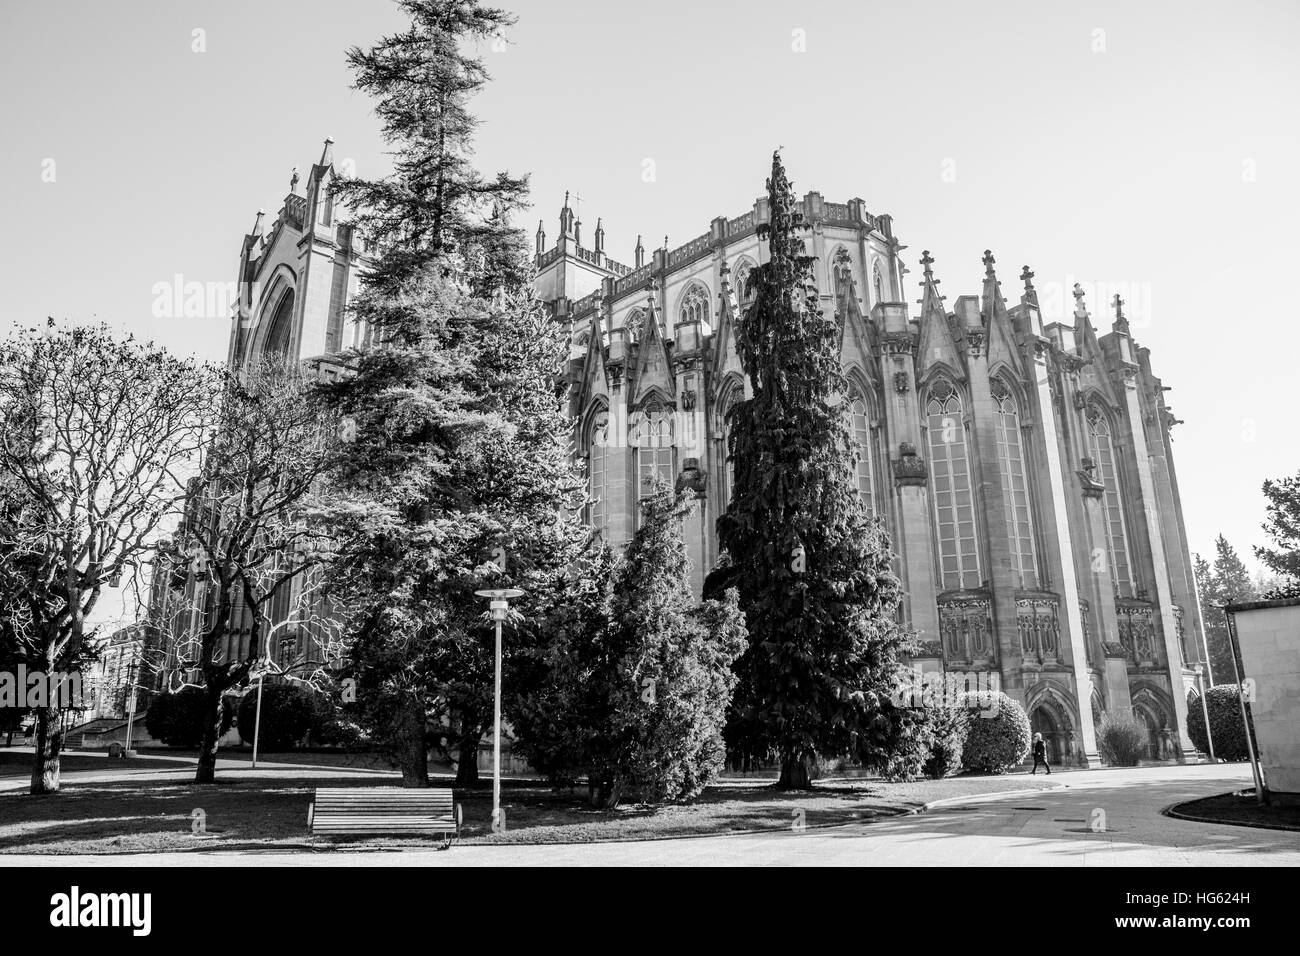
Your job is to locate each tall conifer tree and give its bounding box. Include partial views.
[320,0,587,786]
[715,152,905,789]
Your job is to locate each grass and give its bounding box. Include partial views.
[0,766,1058,854]
[1169,789,1300,832]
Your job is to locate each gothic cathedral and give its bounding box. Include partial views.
[229,140,1207,767]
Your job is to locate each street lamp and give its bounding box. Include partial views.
[1193,663,1215,763]
[473,588,524,829]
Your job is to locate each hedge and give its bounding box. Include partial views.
[1186,684,1258,761]
[959,691,1031,774]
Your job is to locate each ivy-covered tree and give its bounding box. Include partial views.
[320,0,587,787]
[711,152,906,789]
[509,486,746,808]
[1194,535,1257,685]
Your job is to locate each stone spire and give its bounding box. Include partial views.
[1020,265,1038,307]
[318,136,335,168]
[980,249,1007,326]
[535,219,546,256]
[559,191,575,238]
[634,235,645,268]
[1072,282,1090,322]
[1112,292,1130,334]
[594,218,605,256]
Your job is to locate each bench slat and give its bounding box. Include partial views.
[309,788,460,840]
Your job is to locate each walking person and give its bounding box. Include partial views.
[1030,732,1051,775]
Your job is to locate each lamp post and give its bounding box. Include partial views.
[473,588,524,829]
[1223,606,1267,806]
[1193,664,1215,763]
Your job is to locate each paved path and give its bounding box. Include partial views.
[2,762,1293,866]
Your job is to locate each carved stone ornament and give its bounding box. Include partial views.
[893,441,928,486]
[965,330,986,357]
[1077,456,1105,499]
[881,331,917,355]
[893,371,909,394]
[928,378,955,402]
[681,388,697,411]
[676,457,707,498]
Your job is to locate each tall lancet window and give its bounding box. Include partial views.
[926,379,981,590]
[586,409,609,534]
[637,404,674,499]
[264,288,295,359]
[849,392,876,515]
[992,380,1039,588]
[734,259,756,308]
[680,284,711,335]
[1086,404,1134,597]
[717,386,739,512]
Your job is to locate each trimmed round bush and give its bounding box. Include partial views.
[144,686,232,748]
[1097,712,1146,766]
[958,691,1031,774]
[1187,685,1258,761]
[237,683,315,751]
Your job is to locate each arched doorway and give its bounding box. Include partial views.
[1133,703,1164,760]
[1029,701,1070,765]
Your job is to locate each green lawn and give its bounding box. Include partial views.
[0,769,1059,854]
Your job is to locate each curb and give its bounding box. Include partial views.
[1162,792,1300,833]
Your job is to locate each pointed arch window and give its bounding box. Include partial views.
[849,391,877,515]
[680,284,711,334]
[717,384,740,511]
[625,308,646,345]
[637,404,674,499]
[264,288,295,359]
[734,259,756,307]
[926,379,981,590]
[992,380,1038,588]
[586,409,609,534]
[1086,404,1134,597]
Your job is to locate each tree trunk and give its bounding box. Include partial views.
[588,775,623,809]
[194,685,225,784]
[778,751,815,790]
[395,695,428,788]
[29,706,62,794]
[454,730,480,787]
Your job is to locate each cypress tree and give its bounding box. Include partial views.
[715,151,905,789]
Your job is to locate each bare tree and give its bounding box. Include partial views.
[0,322,215,794]
[166,358,341,784]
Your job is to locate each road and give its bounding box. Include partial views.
[2,761,1294,866]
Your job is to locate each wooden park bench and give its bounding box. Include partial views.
[308,787,461,848]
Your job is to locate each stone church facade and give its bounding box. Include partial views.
[542,189,1206,768]
[203,140,1206,767]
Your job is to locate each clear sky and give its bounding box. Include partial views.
[1,0,1297,628]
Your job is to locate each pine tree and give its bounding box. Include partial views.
[509,485,746,808]
[1194,535,1257,685]
[319,0,587,786]
[713,151,905,789]
[1257,470,1300,587]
